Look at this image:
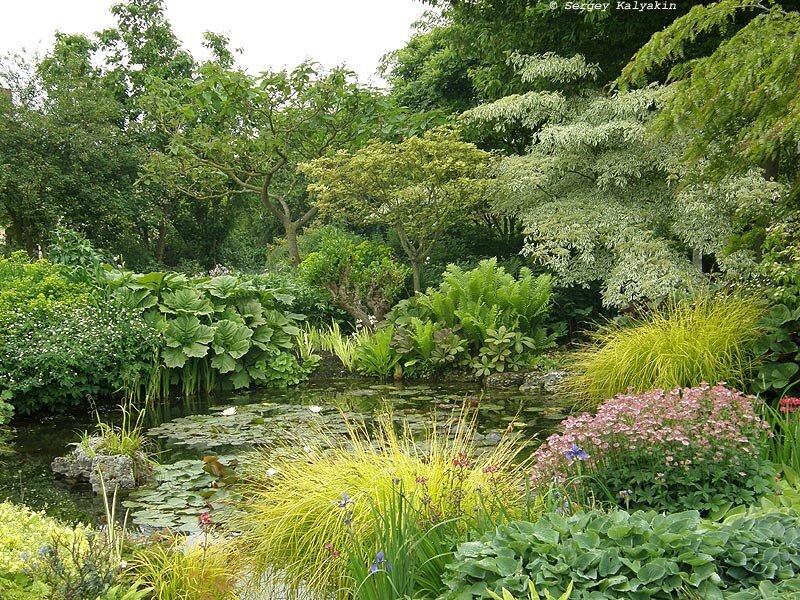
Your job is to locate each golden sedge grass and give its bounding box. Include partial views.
[569,295,764,407]
[230,410,532,599]
[129,536,240,600]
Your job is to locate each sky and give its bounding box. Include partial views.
[0,0,430,85]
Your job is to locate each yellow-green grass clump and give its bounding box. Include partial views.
[570,295,764,406]
[231,412,531,598]
[130,537,240,600]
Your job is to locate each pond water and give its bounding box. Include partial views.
[1,379,571,532]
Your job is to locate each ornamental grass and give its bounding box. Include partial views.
[230,411,530,599]
[569,294,764,406]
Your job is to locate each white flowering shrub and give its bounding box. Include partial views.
[0,301,158,415]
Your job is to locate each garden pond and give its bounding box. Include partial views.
[0,380,571,533]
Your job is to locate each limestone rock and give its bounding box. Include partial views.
[88,454,137,493]
[484,371,526,389]
[51,437,147,494]
[520,370,568,394]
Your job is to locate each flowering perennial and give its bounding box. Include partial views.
[780,397,800,413]
[530,384,774,512]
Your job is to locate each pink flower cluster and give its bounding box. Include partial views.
[780,397,800,413]
[530,383,770,489]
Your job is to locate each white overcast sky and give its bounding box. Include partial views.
[0,1,430,85]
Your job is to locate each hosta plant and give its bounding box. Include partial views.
[529,384,775,514]
[441,508,800,600]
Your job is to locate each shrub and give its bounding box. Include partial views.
[529,384,775,514]
[751,303,800,395]
[387,259,553,378]
[0,502,99,599]
[104,270,314,398]
[254,270,350,328]
[0,251,89,317]
[231,413,529,598]
[299,228,409,325]
[570,295,764,404]
[0,300,158,415]
[441,508,800,600]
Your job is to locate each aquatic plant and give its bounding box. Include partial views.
[530,384,775,514]
[569,295,764,405]
[231,412,530,598]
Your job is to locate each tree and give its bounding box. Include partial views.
[463,54,714,308]
[143,62,381,269]
[301,129,492,292]
[381,0,703,113]
[618,0,800,186]
[0,36,138,257]
[298,228,409,325]
[616,0,800,281]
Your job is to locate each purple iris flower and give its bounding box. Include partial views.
[565,444,589,463]
[333,492,354,508]
[370,550,390,573]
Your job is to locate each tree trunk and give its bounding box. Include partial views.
[411,259,422,294]
[692,247,703,272]
[156,217,167,264]
[285,221,300,270]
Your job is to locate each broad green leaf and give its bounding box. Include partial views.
[160,289,214,316]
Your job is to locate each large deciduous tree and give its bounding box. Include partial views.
[144,62,381,269]
[466,52,783,309]
[0,35,138,257]
[619,0,800,185]
[301,129,492,292]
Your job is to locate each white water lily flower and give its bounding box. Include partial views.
[309,405,322,413]
[221,407,237,416]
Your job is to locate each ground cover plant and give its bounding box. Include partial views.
[441,508,800,600]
